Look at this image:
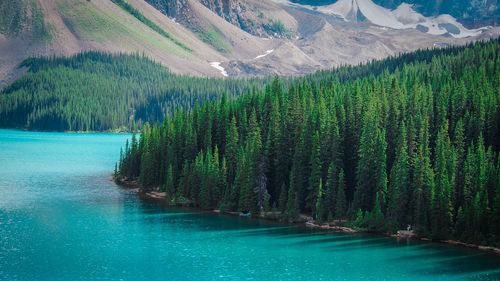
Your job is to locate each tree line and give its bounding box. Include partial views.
[117,39,500,247]
[0,51,266,131]
[1,42,482,132]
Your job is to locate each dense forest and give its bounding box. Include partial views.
[0,52,265,131]
[117,39,500,247]
[0,44,484,132]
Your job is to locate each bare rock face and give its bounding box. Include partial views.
[200,0,239,21]
[145,0,272,37]
[145,0,184,18]
[200,0,266,36]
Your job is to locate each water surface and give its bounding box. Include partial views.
[1,129,499,280]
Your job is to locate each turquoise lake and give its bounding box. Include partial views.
[0,129,499,280]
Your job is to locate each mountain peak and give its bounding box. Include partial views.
[285,0,490,38]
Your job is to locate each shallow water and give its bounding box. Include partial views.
[1,129,499,280]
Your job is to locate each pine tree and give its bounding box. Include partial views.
[286,169,300,221]
[354,103,387,212]
[255,160,270,212]
[200,151,213,210]
[290,129,308,210]
[324,162,337,219]
[335,169,347,220]
[278,182,288,212]
[452,119,466,210]
[218,158,228,208]
[238,110,262,213]
[491,154,500,236]
[307,131,322,213]
[225,116,239,186]
[165,164,175,203]
[315,179,324,221]
[411,118,434,235]
[264,97,281,203]
[430,121,453,239]
[369,192,386,232]
[388,121,409,230]
[352,209,364,228]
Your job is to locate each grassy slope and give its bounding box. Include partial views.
[110,0,191,52]
[0,0,51,41]
[55,0,191,58]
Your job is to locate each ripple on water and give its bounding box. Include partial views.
[1,129,500,280]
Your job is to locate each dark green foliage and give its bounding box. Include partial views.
[335,169,347,220]
[368,192,386,232]
[266,19,287,36]
[165,164,174,202]
[0,52,265,131]
[307,131,322,212]
[118,39,500,246]
[324,163,337,218]
[110,0,190,51]
[388,121,410,230]
[353,101,387,212]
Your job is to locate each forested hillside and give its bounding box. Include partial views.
[117,39,500,246]
[0,52,265,131]
[0,45,471,132]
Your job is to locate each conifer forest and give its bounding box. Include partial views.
[117,40,500,247]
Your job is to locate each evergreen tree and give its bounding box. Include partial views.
[255,160,270,212]
[114,40,500,246]
[307,131,323,213]
[335,169,347,220]
[354,102,387,212]
[324,162,337,219]
[411,118,434,235]
[388,121,410,230]
[225,116,240,185]
[431,121,453,238]
[278,182,288,212]
[165,164,175,202]
[369,192,386,232]
[315,179,325,221]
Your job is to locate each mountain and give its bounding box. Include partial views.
[292,0,499,28]
[1,0,499,88]
[286,0,492,38]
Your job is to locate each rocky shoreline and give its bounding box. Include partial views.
[114,177,500,255]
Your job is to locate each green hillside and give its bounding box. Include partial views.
[0,52,265,131]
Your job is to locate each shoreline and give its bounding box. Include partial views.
[114,178,500,255]
[0,128,132,134]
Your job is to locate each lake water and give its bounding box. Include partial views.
[1,129,499,280]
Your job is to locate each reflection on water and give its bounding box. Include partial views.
[1,129,499,280]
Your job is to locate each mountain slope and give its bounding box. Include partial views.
[286,0,489,38]
[1,0,499,88]
[0,51,268,131]
[292,0,499,28]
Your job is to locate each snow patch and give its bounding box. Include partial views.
[274,0,488,38]
[209,62,228,77]
[254,49,274,60]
